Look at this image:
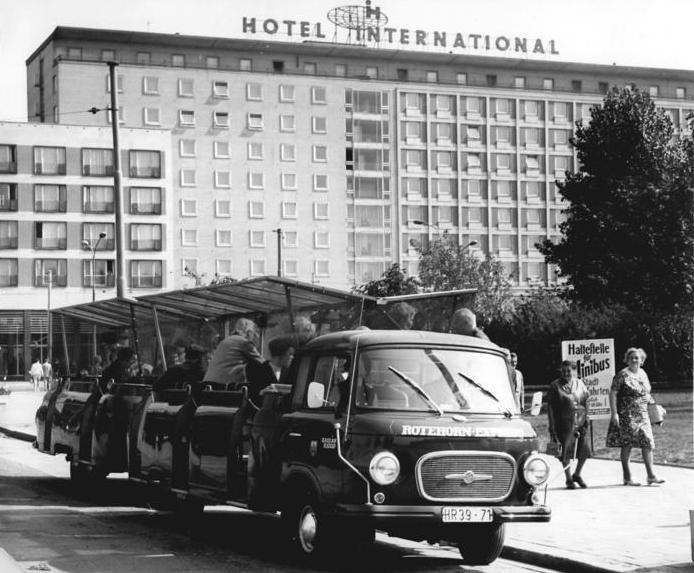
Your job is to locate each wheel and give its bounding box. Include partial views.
[70,461,106,487]
[457,522,506,565]
[282,490,333,560]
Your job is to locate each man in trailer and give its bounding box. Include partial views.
[203,318,264,389]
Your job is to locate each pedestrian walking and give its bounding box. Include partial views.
[41,357,52,391]
[606,347,665,486]
[29,358,43,392]
[547,360,591,489]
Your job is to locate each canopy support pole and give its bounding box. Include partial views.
[152,305,167,372]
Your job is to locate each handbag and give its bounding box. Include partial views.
[648,403,666,425]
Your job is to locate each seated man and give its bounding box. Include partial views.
[152,344,205,396]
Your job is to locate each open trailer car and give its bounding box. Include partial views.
[35,276,550,566]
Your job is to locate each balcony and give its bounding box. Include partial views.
[84,274,116,288]
[83,202,115,213]
[0,199,17,211]
[0,275,18,287]
[35,274,67,287]
[34,238,67,249]
[0,238,18,249]
[131,275,163,288]
[130,239,162,251]
[0,162,17,174]
[83,165,115,176]
[82,238,114,251]
[34,163,67,175]
[35,201,67,213]
[130,203,162,215]
[129,166,161,179]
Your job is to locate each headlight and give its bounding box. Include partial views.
[369,451,400,485]
[523,455,549,487]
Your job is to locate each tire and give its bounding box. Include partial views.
[457,522,506,565]
[282,490,333,560]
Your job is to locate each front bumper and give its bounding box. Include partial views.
[331,503,551,525]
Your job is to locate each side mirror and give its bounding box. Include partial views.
[307,381,326,409]
[529,391,542,416]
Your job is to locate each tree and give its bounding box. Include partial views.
[354,263,419,297]
[416,233,514,327]
[539,88,694,314]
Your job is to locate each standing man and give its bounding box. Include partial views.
[510,351,525,411]
[267,336,295,381]
[42,356,53,391]
[203,318,264,388]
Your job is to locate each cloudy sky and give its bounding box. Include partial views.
[2,0,693,121]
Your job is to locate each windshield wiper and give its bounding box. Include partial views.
[387,366,444,416]
[457,371,512,418]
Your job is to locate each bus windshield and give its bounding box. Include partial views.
[354,347,518,415]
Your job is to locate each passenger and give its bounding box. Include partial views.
[171,339,187,366]
[267,337,295,381]
[152,344,205,395]
[101,347,136,389]
[389,302,417,330]
[203,318,264,388]
[449,307,491,341]
[89,354,104,377]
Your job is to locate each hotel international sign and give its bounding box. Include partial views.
[241,16,559,57]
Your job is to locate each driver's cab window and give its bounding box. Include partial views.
[306,354,350,410]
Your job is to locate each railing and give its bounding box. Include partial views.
[0,238,18,249]
[130,239,162,251]
[131,275,163,288]
[34,238,67,249]
[34,163,67,175]
[0,275,18,287]
[129,167,161,179]
[0,199,17,211]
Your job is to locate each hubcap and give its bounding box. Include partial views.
[298,506,317,552]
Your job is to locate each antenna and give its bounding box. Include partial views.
[327,0,388,47]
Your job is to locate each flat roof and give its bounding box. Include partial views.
[27,26,694,82]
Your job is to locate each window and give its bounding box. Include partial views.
[208,141,228,160]
[282,201,297,219]
[102,49,116,61]
[553,102,569,121]
[206,56,219,69]
[467,179,481,200]
[0,221,18,249]
[649,85,659,97]
[283,260,298,277]
[248,172,264,189]
[249,230,265,247]
[366,66,378,79]
[143,107,161,125]
[130,187,162,215]
[180,199,197,216]
[178,78,194,97]
[106,105,125,125]
[279,85,295,102]
[34,259,67,287]
[426,70,438,82]
[514,76,526,88]
[435,151,452,170]
[249,201,265,219]
[239,58,252,71]
[405,121,422,141]
[247,113,263,130]
[525,155,540,173]
[466,153,482,172]
[273,60,285,73]
[214,111,230,128]
[335,64,347,77]
[130,260,163,288]
[130,223,162,251]
[314,202,329,220]
[281,173,297,190]
[143,76,159,95]
[456,72,467,85]
[313,174,328,191]
[34,221,66,249]
[405,93,423,112]
[554,155,569,174]
[466,125,481,144]
[179,110,195,126]
[598,82,609,94]
[526,209,541,228]
[181,229,198,246]
[0,258,18,287]
[82,148,113,176]
[497,208,512,228]
[314,231,330,248]
[172,54,185,67]
[216,259,233,276]
[283,231,298,248]
[495,98,511,116]
[136,51,150,64]
[542,78,554,90]
[280,114,296,132]
[496,154,511,173]
[676,87,686,99]
[525,181,541,203]
[486,74,497,87]
[314,260,330,277]
[250,259,266,276]
[34,184,67,212]
[129,150,161,178]
[280,143,296,161]
[312,116,327,133]
[182,259,198,276]
[552,129,569,147]
[497,234,512,253]
[213,80,229,98]
[313,145,327,162]
[216,229,232,246]
[215,200,231,218]
[81,223,113,251]
[247,142,264,160]
[304,62,317,75]
[495,126,511,146]
[106,74,124,93]
[524,127,540,147]
[34,146,66,175]
[571,80,582,92]
[247,82,263,101]
[406,150,423,169]
[496,180,512,201]
[214,170,231,188]
[311,86,327,104]
[179,139,196,157]
[624,82,635,91]
[180,169,196,186]
[0,183,17,212]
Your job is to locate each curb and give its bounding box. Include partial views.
[502,545,618,573]
[0,548,24,573]
[0,426,36,443]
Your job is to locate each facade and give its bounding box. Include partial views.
[0,121,172,377]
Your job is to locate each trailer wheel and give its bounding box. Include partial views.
[69,461,106,489]
[456,522,506,565]
[282,491,332,559]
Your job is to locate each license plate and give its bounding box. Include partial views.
[442,506,493,523]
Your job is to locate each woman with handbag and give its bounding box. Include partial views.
[547,360,591,489]
[606,347,665,486]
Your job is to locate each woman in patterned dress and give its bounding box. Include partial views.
[606,347,664,486]
[547,360,591,489]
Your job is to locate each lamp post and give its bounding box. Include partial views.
[411,220,479,251]
[273,228,283,277]
[82,232,106,357]
[46,269,52,363]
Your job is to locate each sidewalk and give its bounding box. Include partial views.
[0,383,692,573]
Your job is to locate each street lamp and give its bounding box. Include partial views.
[82,232,106,359]
[273,228,283,277]
[410,220,478,251]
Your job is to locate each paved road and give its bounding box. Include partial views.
[0,435,562,573]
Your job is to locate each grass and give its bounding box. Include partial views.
[527,390,694,468]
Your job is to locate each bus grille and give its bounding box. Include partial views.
[416,452,516,502]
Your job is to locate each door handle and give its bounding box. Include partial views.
[288,432,302,438]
